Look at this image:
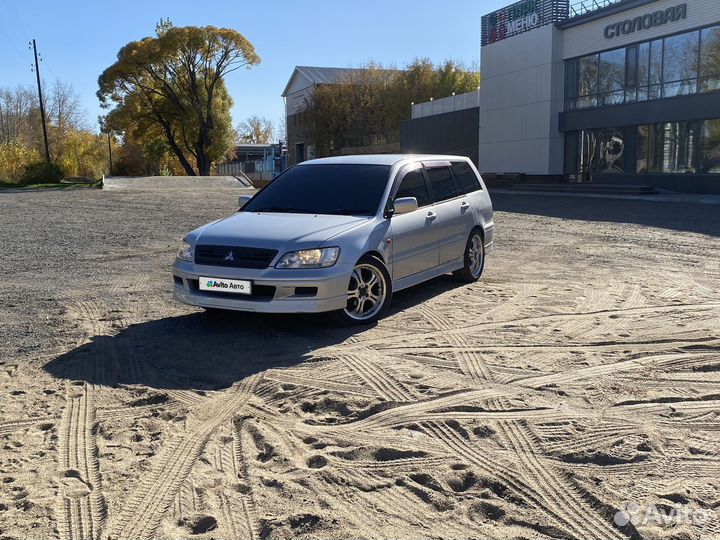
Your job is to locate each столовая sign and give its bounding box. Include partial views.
[605,3,687,39]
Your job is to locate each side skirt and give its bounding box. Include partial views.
[392,259,464,293]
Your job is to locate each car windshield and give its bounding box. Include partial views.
[243,163,391,216]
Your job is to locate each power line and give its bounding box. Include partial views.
[0,10,27,62]
[4,0,31,40]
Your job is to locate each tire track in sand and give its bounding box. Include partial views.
[338,354,412,402]
[425,422,625,540]
[414,301,628,540]
[0,416,57,436]
[56,382,107,540]
[109,374,261,540]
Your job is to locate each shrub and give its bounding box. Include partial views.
[21,161,65,183]
[0,141,41,183]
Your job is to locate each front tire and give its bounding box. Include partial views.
[335,255,392,325]
[453,229,485,283]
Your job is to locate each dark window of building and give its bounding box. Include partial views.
[571,120,720,177]
[662,122,700,173]
[636,122,701,174]
[599,48,626,105]
[700,27,720,93]
[451,161,481,194]
[700,119,720,173]
[396,170,430,207]
[625,45,638,102]
[637,125,650,173]
[426,166,458,202]
[649,124,665,173]
[648,39,663,100]
[597,129,626,173]
[577,54,599,108]
[564,26,720,110]
[565,58,579,110]
[565,132,580,177]
[637,42,650,101]
[662,31,699,97]
[578,130,598,175]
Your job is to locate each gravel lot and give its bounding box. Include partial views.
[1,187,719,540]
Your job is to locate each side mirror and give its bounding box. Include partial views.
[238,194,253,209]
[392,197,418,215]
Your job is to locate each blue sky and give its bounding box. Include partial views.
[0,0,508,134]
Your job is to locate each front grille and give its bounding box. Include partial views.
[188,279,276,301]
[194,245,278,269]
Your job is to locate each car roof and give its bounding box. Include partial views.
[297,154,471,166]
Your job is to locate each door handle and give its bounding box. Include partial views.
[460,201,470,210]
[426,211,438,221]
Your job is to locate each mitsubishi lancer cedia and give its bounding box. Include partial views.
[173,155,494,324]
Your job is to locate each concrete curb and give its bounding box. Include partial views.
[102,175,253,190]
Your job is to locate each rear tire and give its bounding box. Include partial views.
[334,255,392,326]
[453,228,485,283]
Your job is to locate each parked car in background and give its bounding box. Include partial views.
[173,155,494,324]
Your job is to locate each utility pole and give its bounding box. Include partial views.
[31,39,51,163]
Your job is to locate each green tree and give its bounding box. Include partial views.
[309,59,480,157]
[98,22,260,175]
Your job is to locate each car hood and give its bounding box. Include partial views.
[189,211,372,249]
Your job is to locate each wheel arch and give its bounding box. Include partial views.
[361,250,386,264]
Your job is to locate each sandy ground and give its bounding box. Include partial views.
[0,187,719,540]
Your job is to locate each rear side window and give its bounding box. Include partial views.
[451,161,481,194]
[396,170,430,207]
[426,166,458,202]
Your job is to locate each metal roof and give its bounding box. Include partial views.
[281,65,397,96]
[235,143,273,150]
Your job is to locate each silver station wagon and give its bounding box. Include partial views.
[173,155,494,324]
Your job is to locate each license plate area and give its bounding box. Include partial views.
[199,277,252,295]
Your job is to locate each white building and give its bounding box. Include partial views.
[476,0,720,192]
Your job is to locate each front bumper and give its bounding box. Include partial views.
[172,260,351,313]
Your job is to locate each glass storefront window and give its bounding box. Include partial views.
[637,125,649,173]
[625,45,638,102]
[565,25,720,110]
[700,119,720,173]
[569,121,720,176]
[577,54,598,108]
[564,58,579,110]
[599,49,626,105]
[597,129,626,173]
[661,122,699,173]
[662,32,699,97]
[648,39,663,100]
[700,27,720,93]
[648,124,664,173]
[637,42,650,101]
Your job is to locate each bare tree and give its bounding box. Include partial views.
[275,115,287,144]
[236,115,274,144]
[47,80,86,133]
[0,86,37,145]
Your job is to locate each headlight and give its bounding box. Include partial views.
[275,247,340,269]
[176,240,194,262]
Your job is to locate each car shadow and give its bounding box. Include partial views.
[43,275,466,391]
[492,192,720,237]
